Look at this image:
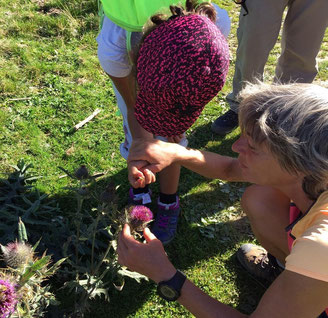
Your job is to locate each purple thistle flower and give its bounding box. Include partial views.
[0,279,18,318]
[128,205,153,232]
[130,206,153,222]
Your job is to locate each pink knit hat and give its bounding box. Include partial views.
[135,14,229,137]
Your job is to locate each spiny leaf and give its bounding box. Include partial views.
[19,256,51,286]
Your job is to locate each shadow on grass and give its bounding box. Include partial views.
[84,206,262,317]
[188,121,240,155]
[2,122,257,317]
[225,256,268,315]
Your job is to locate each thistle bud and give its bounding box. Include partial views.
[99,183,115,204]
[74,165,89,180]
[1,242,33,268]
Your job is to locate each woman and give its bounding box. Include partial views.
[119,82,328,317]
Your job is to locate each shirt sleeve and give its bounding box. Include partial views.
[285,218,328,282]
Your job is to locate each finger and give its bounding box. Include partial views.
[137,176,146,188]
[143,227,159,242]
[128,175,145,188]
[133,174,146,188]
[128,164,146,188]
[122,224,142,247]
[118,224,132,248]
[142,164,161,174]
[173,136,179,143]
[143,169,156,184]
[142,169,151,184]
[128,174,142,188]
[123,223,132,237]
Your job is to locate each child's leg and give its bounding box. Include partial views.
[158,163,180,196]
[155,135,187,199]
[152,163,181,245]
[150,137,186,245]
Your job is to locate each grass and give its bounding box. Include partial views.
[0,0,327,317]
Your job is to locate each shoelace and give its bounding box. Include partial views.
[157,215,170,228]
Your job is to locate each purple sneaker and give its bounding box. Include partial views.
[128,188,152,207]
[152,197,180,245]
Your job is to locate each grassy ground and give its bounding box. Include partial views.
[1,0,327,317]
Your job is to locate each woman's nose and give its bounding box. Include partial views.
[232,136,247,154]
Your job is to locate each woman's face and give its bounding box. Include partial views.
[232,134,300,187]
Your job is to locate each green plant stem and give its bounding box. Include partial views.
[75,195,84,267]
[74,191,84,315]
[94,240,112,275]
[91,210,102,275]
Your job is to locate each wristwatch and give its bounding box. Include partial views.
[157,270,186,301]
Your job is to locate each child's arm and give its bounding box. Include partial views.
[109,73,153,140]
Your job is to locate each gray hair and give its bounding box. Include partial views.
[238,82,328,200]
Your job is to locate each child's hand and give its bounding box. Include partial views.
[167,134,184,144]
[128,160,156,188]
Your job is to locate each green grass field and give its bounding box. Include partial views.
[1,0,327,317]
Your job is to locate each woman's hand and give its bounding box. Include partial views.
[127,139,180,188]
[117,224,177,283]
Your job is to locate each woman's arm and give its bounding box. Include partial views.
[117,224,247,318]
[127,139,245,186]
[117,225,328,318]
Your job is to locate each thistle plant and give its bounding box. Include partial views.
[0,160,68,262]
[59,165,116,316]
[59,165,150,317]
[0,220,65,318]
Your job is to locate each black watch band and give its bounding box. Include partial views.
[157,270,186,301]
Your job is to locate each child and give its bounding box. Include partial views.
[97,0,229,244]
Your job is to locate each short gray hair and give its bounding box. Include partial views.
[238,82,328,200]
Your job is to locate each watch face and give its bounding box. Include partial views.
[158,284,179,300]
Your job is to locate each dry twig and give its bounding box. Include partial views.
[73,108,101,131]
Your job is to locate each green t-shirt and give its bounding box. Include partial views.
[101,0,209,32]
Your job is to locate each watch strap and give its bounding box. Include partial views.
[157,270,186,301]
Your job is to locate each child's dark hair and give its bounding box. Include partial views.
[143,0,216,39]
